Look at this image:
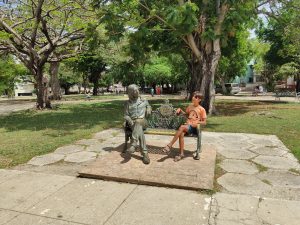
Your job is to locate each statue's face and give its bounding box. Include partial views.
[128,84,139,100]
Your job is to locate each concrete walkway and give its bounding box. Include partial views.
[1,128,299,225]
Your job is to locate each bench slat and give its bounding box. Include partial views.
[145,128,177,136]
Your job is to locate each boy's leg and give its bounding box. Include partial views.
[168,125,188,147]
[178,132,185,156]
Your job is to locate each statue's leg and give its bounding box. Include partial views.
[133,120,150,164]
[126,121,139,153]
[140,132,150,164]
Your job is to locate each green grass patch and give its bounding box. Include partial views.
[252,161,268,172]
[0,100,124,168]
[261,179,272,186]
[289,168,300,175]
[213,154,226,192]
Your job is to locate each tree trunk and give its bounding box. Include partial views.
[188,58,203,98]
[49,61,62,100]
[36,69,45,109]
[92,73,100,96]
[200,49,220,114]
[188,40,221,114]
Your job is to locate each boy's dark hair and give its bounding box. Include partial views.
[193,91,203,99]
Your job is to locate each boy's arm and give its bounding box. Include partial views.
[199,107,207,125]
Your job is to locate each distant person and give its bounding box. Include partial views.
[252,86,259,96]
[150,87,154,97]
[156,86,160,96]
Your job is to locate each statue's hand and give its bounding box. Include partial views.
[124,116,134,127]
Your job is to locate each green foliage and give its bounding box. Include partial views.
[57,62,81,92]
[143,56,172,84]
[250,39,270,73]
[217,28,252,83]
[258,1,300,67]
[0,55,28,95]
[276,62,299,80]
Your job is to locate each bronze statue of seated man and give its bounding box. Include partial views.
[124,84,152,164]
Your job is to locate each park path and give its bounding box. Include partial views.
[1,128,299,225]
[1,92,299,116]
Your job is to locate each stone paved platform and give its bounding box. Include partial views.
[79,143,217,191]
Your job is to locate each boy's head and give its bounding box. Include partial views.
[192,91,203,105]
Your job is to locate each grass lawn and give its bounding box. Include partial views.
[0,99,299,168]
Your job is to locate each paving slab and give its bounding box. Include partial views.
[85,143,106,153]
[92,128,122,140]
[217,173,271,195]
[27,153,65,166]
[0,171,75,211]
[249,146,287,156]
[210,193,300,225]
[0,169,25,184]
[252,155,300,170]
[54,145,85,155]
[0,209,20,225]
[261,186,300,201]
[217,148,257,160]
[256,170,300,188]
[75,138,101,146]
[257,198,300,225]
[79,144,217,191]
[27,179,136,225]
[5,213,81,225]
[64,151,97,163]
[220,159,259,174]
[210,193,261,225]
[247,137,277,147]
[106,185,210,225]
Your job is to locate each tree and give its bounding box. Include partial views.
[69,53,106,95]
[257,1,300,89]
[276,62,299,85]
[57,62,81,95]
[93,0,267,113]
[0,0,93,108]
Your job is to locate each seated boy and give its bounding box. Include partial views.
[162,91,207,161]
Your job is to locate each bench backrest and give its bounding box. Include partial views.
[147,99,186,130]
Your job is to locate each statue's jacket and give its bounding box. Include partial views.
[125,97,150,120]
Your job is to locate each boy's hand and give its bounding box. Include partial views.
[176,108,182,114]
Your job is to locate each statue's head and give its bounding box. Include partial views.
[127,84,139,100]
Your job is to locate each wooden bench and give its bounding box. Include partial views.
[124,99,202,160]
[275,88,299,100]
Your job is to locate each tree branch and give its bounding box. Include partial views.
[30,0,44,48]
[178,0,202,59]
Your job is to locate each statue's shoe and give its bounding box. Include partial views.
[126,145,136,154]
[142,153,150,164]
